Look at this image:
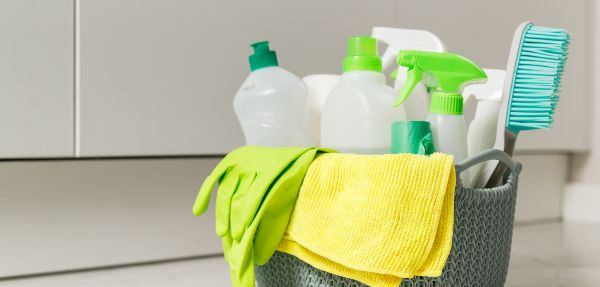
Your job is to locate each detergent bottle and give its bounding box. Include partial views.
[463,68,505,187]
[303,74,340,146]
[234,41,310,146]
[395,51,487,183]
[321,36,406,154]
[372,27,445,121]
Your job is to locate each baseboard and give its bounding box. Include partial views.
[564,183,600,222]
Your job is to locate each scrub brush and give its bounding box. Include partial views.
[479,22,570,188]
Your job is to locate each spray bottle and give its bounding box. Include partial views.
[463,68,505,187]
[395,50,487,183]
[372,27,445,121]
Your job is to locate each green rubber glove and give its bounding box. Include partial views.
[252,148,324,264]
[193,146,310,238]
[193,146,333,287]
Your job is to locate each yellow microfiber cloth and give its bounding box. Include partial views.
[277,152,456,287]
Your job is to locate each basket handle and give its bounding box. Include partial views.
[455,149,517,177]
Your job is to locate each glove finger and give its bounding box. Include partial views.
[193,174,218,216]
[228,227,257,287]
[253,185,297,265]
[237,148,318,230]
[221,235,233,262]
[238,176,272,236]
[231,172,257,241]
[215,172,240,236]
[254,151,316,265]
[192,158,233,216]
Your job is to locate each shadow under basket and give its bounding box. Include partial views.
[255,149,522,287]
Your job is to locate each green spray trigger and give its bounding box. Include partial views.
[395,67,423,106]
[394,50,487,111]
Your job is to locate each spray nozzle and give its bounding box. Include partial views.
[395,50,487,115]
[251,41,270,53]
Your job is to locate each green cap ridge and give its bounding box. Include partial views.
[343,36,382,72]
[395,50,487,115]
[430,92,464,114]
[249,41,278,71]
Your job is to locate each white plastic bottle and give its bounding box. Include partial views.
[463,69,505,187]
[428,112,469,163]
[426,99,470,185]
[467,99,500,157]
[466,96,500,186]
[321,36,406,154]
[233,41,309,147]
[302,74,340,146]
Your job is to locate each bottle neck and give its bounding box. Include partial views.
[251,66,280,73]
[341,70,385,85]
[429,91,463,115]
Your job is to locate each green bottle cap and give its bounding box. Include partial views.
[391,121,435,155]
[430,91,464,115]
[343,36,382,72]
[249,41,278,71]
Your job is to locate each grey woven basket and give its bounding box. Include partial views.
[255,149,521,287]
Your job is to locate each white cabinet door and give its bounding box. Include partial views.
[77,0,395,157]
[396,0,590,152]
[0,0,74,158]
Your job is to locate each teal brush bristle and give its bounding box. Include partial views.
[507,23,570,132]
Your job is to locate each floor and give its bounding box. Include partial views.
[505,222,600,286]
[1,222,598,287]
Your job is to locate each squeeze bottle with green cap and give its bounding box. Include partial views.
[234,41,310,146]
[321,36,406,154]
[395,50,487,182]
